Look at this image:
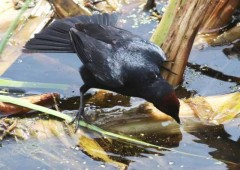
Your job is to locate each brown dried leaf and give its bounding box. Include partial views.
[184,96,215,122]
[0,93,60,115]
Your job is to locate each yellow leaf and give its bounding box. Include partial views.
[79,135,127,170]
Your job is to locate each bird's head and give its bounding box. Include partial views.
[154,91,180,123]
[141,78,180,123]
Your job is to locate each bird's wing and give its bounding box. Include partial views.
[68,23,143,88]
[70,28,125,88]
[74,23,141,47]
[23,13,119,53]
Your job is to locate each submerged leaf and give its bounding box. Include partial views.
[79,135,127,169]
[0,118,17,140]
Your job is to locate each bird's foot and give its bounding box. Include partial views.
[69,108,86,132]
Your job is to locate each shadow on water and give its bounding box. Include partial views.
[184,119,240,170]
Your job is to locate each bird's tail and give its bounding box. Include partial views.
[23,13,119,53]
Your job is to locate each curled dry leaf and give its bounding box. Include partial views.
[208,24,240,46]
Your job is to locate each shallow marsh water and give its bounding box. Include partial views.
[1,4,240,170]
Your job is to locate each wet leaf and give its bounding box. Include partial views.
[184,96,215,122]
[0,78,69,90]
[0,95,169,150]
[48,0,91,18]
[0,94,71,121]
[183,92,240,124]
[210,24,240,46]
[211,92,240,124]
[79,135,127,170]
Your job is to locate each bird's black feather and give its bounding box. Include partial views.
[23,13,119,53]
[69,28,125,88]
[75,23,141,45]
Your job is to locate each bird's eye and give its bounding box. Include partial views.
[148,73,159,83]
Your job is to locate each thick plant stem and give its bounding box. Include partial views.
[151,0,211,86]
[150,0,183,46]
[151,0,240,86]
[164,0,211,85]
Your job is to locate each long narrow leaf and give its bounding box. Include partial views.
[0,0,32,55]
[0,95,71,120]
[0,79,69,90]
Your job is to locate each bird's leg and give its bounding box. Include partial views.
[69,85,89,131]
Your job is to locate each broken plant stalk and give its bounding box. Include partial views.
[48,0,91,18]
[197,0,240,45]
[151,0,211,86]
[151,0,240,86]
[200,0,240,34]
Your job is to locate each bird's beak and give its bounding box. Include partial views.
[175,116,181,124]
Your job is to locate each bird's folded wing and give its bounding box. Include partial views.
[70,28,124,88]
[75,23,141,46]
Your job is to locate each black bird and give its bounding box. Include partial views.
[24,13,180,125]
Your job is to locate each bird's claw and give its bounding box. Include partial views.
[69,108,85,132]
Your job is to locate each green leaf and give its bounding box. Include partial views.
[150,0,178,45]
[0,94,71,121]
[0,0,32,55]
[0,79,69,90]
